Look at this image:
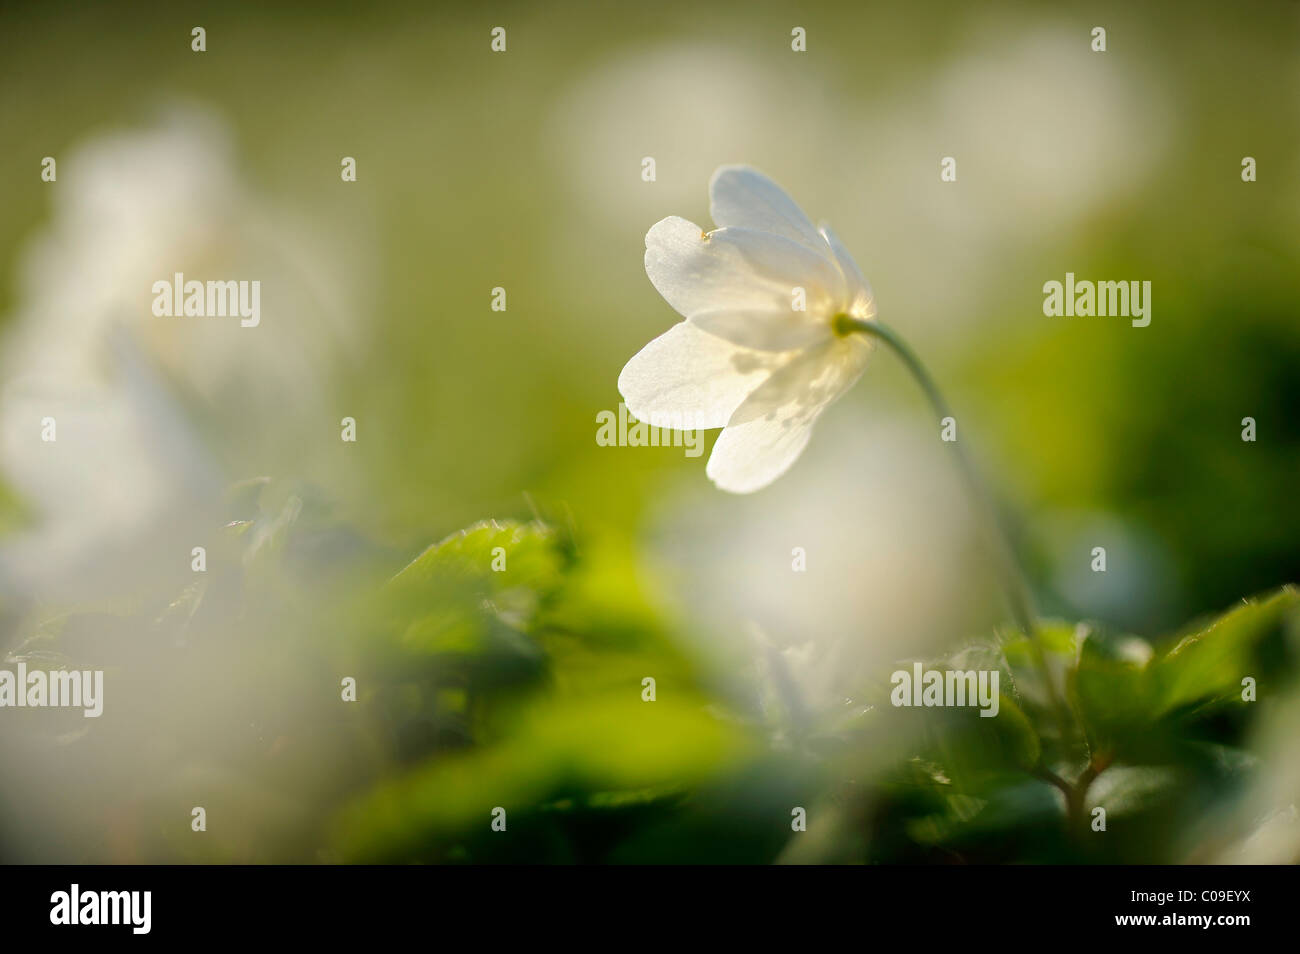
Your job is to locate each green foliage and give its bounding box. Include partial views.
[334,518,747,862]
[1151,586,1298,716]
[5,485,1297,864]
[822,586,1300,864]
[330,505,1298,865]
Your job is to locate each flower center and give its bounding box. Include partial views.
[831,313,856,338]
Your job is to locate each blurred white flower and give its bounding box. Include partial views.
[4,105,360,416]
[547,43,836,237]
[0,332,221,601]
[829,19,1172,343]
[619,166,876,493]
[7,113,221,365]
[0,105,362,600]
[652,411,991,721]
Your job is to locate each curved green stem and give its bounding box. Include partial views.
[836,315,1067,721]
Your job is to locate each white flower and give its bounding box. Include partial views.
[0,108,357,599]
[618,166,876,493]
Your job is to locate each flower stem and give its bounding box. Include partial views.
[837,316,1068,721]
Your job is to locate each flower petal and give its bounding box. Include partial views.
[819,224,876,318]
[645,216,845,321]
[706,340,869,493]
[709,166,831,259]
[617,320,786,430]
[689,308,830,352]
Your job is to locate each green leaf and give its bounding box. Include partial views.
[1000,621,1079,715]
[383,519,566,658]
[1074,625,1156,756]
[992,692,1041,769]
[1150,586,1300,717]
[392,520,562,589]
[334,693,748,861]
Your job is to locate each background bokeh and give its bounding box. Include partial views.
[1,0,1297,863]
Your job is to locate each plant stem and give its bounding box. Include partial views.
[837,315,1068,720]
[1035,761,1102,837]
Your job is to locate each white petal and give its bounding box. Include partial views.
[819,224,876,318]
[708,418,815,495]
[709,166,831,259]
[645,216,845,321]
[706,340,870,493]
[618,320,787,430]
[689,308,830,352]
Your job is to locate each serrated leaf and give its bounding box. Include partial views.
[1151,586,1300,716]
[391,519,563,594]
[383,520,566,657]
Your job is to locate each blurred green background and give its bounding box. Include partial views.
[0,0,1297,863]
